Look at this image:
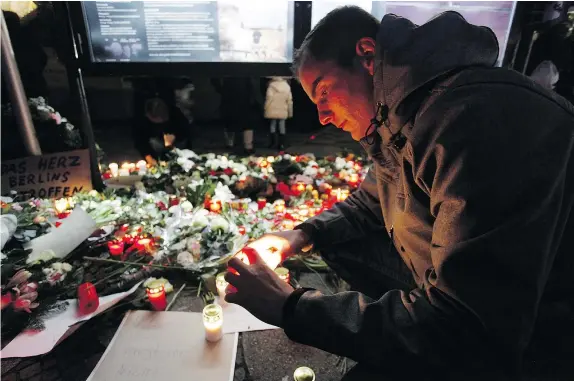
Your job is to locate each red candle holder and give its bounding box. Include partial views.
[78,282,99,315]
[257,198,267,210]
[107,240,124,256]
[134,238,153,253]
[123,234,135,245]
[146,281,167,311]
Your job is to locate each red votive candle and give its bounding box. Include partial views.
[257,198,267,210]
[134,238,152,253]
[146,281,167,311]
[78,282,99,315]
[107,240,124,256]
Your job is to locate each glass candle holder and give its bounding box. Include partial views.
[107,240,124,256]
[108,163,119,177]
[203,303,223,342]
[293,367,316,381]
[146,281,167,311]
[215,272,229,306]
[275,267,290,283]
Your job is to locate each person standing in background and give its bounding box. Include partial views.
[213,77,262,155]
[264,77,293,150]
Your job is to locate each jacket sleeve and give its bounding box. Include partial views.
[283,87,573,375]
[295,168,385,249]
[132,120,154,158]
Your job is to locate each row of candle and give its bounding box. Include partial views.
[108,161,148,177]
[107,236,154,255]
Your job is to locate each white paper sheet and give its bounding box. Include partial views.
[25,207,97,262]
[86,311,238,381]
[0,282,142,358]
[216,297,279,334]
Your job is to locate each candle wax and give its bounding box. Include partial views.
[203,304,223,342]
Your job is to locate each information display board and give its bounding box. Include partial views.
[81,1,295,64]
[311,1,517,65]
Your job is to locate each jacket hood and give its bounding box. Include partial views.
[373,11,499,135]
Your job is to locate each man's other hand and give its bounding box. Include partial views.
[145,155,158,166]
[225,248,294,327]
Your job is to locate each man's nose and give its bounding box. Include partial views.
[318,110,333,126]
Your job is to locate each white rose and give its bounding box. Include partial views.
[303,167,318,177]
[335,157,346,170]
[211,216,229,233]
[170,240,186,251]
[88,190,99,197]
[180,201,193,212]
[192,214,209,228]
[318,167,326,174]
[168,205,180,214]
[186,238,202,260]
[62,263,72,272]
[283,154,292,160]
[52,262,63,271]
[346,161,355,169]
[206,153,216,160]
[177,251,195,268]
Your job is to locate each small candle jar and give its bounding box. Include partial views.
[275,267,290,283]
[108,163,119,177]
[107,240,124,256]
[294,367,316,381]
[146,280,167,311]
[274,200,286,214]
[134,237,153,253]
[78,282,99,315]
[203,303,223,342]
[215,272,228,306]
[257,198,267,210]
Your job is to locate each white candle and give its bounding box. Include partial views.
[109,163,119,177]
[215,272,228,306]
[118,168,130,177]
[53,198,68,214]
[136,160,147,175]
[203,304,223,342]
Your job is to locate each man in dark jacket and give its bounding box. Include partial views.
[225,7,574,380]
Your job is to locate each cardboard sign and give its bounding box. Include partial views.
[87,310,238,381]
[1,149,92,198]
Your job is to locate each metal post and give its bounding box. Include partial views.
[1,11,42,156]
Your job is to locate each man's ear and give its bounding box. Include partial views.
[355,37,376,76]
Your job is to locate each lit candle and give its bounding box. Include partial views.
[266,156,275,163]
[53,198,69,214]
[123,234,135,245]
[282,220,295,230]
[121,162,131,170]
[294,367,316,381]
[274,267,290,283]
[128,162,136,171]
[137,160,147,174]
[215,272,228,306]
[203,303,223,342]
[274,200,286,214]
[259,159,269,168]
[349,173,359,184]
[209,200,221,213]
[109,163,119,177]
[257,197,267,210]
[341,189,350,201]
[107,240,124,256]
[296,182,305,193]
[134,237,152,253]
[146,280,167,311]
[118,168,130,177]
[77,282,99,315]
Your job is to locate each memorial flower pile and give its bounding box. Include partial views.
[0,149,367,338]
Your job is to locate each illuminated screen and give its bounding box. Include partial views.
[311,1,516,65]
[81,1,295,63]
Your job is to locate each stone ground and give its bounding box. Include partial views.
[1,123,361,381]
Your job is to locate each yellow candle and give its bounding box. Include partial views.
[203,304,223,342]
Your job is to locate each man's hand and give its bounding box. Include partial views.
[164,133,176,147]
[225,248,294,327]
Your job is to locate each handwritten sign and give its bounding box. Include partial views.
[1,149,92,198]
[87,310,238,381]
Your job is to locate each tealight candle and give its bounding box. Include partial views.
[274,267,290,283]
[146,280,167,311]
[109,163,119,177]
[215,272,228,306]
[203,304,223,342]
[107,240,124,256]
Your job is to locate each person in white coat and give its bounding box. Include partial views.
[264,77,293,150]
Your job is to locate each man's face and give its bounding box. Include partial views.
[299,58,374,141]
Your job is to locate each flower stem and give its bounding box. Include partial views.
[81,256,194,271]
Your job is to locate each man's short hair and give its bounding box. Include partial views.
[292,6,380,77]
